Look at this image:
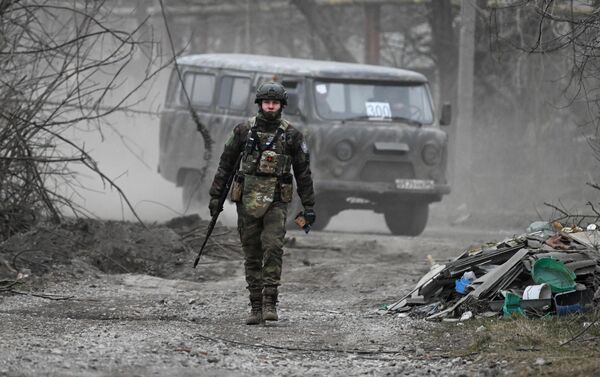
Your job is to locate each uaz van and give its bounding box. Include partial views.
[158,53,451,235]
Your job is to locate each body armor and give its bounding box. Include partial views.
[232,117,294,217]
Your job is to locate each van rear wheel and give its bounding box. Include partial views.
[384,202,429,236]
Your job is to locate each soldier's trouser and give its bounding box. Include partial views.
[237,201,288,290]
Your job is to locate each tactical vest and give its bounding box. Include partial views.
[231,117,294,217]
[239,117,292,178]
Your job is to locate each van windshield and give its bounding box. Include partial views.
[313,80,434,124]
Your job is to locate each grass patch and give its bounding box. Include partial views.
[428,311,600,376]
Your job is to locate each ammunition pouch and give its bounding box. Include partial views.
[240,152,259,175]
[230,174,243,202]
[257,150,279,175]
[241,150,291,178]
[279,174,293,203]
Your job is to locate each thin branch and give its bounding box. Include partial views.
[9,289,74,300]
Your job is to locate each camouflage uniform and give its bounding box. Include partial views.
[209,111,315,295]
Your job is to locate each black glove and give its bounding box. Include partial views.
[208,198,220,217]
[303,208,316,225]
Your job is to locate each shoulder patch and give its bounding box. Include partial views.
[301,141,309,154]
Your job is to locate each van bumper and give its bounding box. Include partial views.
[314,179,451,201]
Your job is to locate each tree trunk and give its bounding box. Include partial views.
[427,0,458,105]
[364,4,380,65]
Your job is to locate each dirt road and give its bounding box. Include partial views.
[0,219,519,377]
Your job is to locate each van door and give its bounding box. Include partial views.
[171,68,219,209]
[212,72,253,143]
[205,71,254,185]
[159,67,217,195]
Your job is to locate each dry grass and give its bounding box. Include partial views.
[429,311,600,376]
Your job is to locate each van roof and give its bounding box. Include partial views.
[177,53,427,83]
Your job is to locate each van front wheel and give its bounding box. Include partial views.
[384,203,429,236]
[309,204,334,231]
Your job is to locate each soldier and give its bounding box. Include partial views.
[208,81,316,325]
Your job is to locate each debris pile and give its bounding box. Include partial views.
[387,222,600,320]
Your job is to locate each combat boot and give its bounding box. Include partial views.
[246,291,263,325]
[262,286,279,321]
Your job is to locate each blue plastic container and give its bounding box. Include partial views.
[554,289,593,316]
[455,276,473,294]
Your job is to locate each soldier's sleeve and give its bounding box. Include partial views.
[290,130,315,209]
[208,125,245,199]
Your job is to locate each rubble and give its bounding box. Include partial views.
[387,222,600,320]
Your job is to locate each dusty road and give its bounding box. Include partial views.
[0,219,519,377]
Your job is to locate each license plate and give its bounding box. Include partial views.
[395,179,435,190]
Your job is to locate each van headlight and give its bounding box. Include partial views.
[422,142,441,165]
[335,141,353,161]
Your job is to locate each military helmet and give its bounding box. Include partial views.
[254,81,287,106]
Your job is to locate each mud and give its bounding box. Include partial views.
[0,217,519,376]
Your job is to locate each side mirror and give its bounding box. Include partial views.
[440,102,451,126]
[284,92,300,116]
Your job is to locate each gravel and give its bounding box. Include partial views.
[0,219,519,376]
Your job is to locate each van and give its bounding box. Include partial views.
[158,53,451,235]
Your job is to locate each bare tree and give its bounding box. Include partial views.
[0,0,166,239]
[483,1,600,129]
[290,0,357,62]
[453,0,600,218]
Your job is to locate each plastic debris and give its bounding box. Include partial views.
[554,289,593,315]
[455,271,476,294]
[532,258,576,293]
[526,221,555,238]
[523,284,551,300]
[502,291,525,318]
[387,224,600,320]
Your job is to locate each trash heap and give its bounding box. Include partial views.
[387,222,600,320]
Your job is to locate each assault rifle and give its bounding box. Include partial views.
[193,154,242,268]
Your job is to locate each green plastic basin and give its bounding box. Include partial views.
[531,258,576,293]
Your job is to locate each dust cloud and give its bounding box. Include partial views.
[447,96,600,228]
[67,108,183,222]
[67,81,599,231]
[64,21,600,231]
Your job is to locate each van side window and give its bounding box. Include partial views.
[181,72,214,106]
[218,76,250,110]
[165,70,179,106]
[282,80,303,116]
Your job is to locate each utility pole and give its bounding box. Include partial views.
[364,4,380,64]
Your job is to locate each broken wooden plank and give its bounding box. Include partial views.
[443,244,525,278]
[534,251,590,263]
[386,264,446,312]
[563,230,600,250]
[471,248,531,300]
[426,295,473,320]
[565,260,598,276]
